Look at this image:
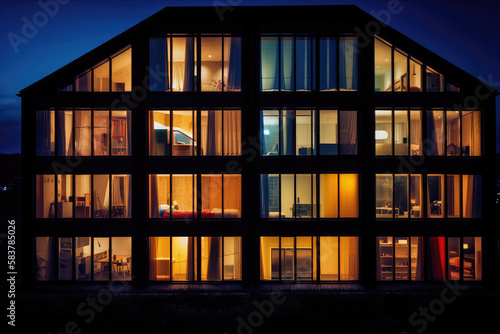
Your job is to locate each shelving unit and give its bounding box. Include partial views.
[378,238,419,281]
[111,117,128,155]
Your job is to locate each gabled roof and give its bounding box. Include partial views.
[19,5,497,96]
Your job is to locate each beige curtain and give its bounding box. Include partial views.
[224,110,241,155]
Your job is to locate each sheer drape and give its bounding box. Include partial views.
[224,110,241,155]
[36,110,52,155]
[149,237,158,280]
[281,110,294,155]
[150,175,159,218]
[463,175,482,218]
[426,110,444,155]
[56,110,72,156]
[339,37,358,90]
[204,110,221,155]
[339,110,357,155]
[261,37,279,91]
[226,37,241,91]
[207,237,221,280]
[462,111,481,156]
[320,37,337,91]
[234,237,242,279]
[295,37,312,91]
[183,37,194,92]
[428,237,445,280]
[149,111,157,156]
[281,37,294,91]
[149,38,169,91]
[187,237,194,280]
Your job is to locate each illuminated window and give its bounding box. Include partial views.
[201,237,242,281]
[375,109,422,156]
[260,237,316,281]
[149,237,197,281]
[72,46,131,92]
[376,236,423,281]
[375,174,422,219]
[320,236,359,281]
[201,174,241,218]
[426,66,444,92]
[200,110,241,156]
[35,175,55,219]
[462,111,481,156]
[58,238,72,280]
[35,237,56,281]
[201,35,241,92]
[149,110,197,156]
[427,174,445,218]
[374,38,392,91]
[36,110,55,156]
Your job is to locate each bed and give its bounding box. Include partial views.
[159,206,240,219]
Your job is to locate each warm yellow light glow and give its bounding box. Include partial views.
[375,130,389,140]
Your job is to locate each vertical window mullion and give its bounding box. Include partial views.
[169,237,172,282]
[391,109,395,157]
[293,174,297,219]
[169,174,173,220]
[170,36,173,92]
[338,236,341,282]
[278,237,282,281]
[221,174,225,219]
[221,37,225,92]
[109,174,112,219]
[91,237,94,281]
[278,35,281,91]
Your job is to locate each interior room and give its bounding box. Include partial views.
[150,110,196,156]
[75,237,91,281]
[111,47,132,92]
[149,236,198,282]
[201,36,241,92]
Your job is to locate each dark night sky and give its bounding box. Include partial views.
[0,0,498,154]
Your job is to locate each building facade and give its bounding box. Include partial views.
[21,5,498,288]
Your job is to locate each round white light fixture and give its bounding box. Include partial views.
[375,130,389,140]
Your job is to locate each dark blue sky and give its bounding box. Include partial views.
[0,0,499,154]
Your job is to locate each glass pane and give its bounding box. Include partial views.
[446,110,461,156]
[375,110,392,155]
[201,237,222,281]
[150,110,171,156]
[223,174,241,218]
[36,237,55,281]
[261,174,280,218]
[224,36,241,92]
[112,47,131,92]
[462,111,481,156]
[374,38,392,92]
[339,174,358,218]
[320,237,338,281]
[340,237,359,281]
[93,60,110,92]
[172,237,196,281]
[377,236,393,280]
[394,110,408,155]
[224,237,242,280]
[395,174,408,218]
[339,110,358,155]
[296,237,313,280]
[36,175,55,218]
[261,110,279,156]
[281,36,294,91]
[295,37,312,91]
[172,110,196,156]
[151,174,170,219]
[320,37,337,91]
[395,237,409,280]
[447,175,461,218]
[409,110,422,155]
[426,66,443,92]
[93,175,109,218]
[296,110,313,156]
[75,110,92,156]
[201,37,222,91]
[111,110,131,156]
[56,110,73,156]
[409,58,422,91]
[57,174,73,218]
[112,237,131,281]
[149,237,171,281]
[281,237,295,280]
[463,237,482,281]
[281,109,294,156]
[296,174,312,218]
[463,175,482,218]
[376,174,393,218]
[75,175,91,218]
[75,71,91,92]
[93,237,110,281]
[448,237,461,280]
[172,174,195,218]
[428,174,445,218]
[339,37,357,91]
[393,50,407,92]
[319,110,338,155]
[260,237,279,280]
[426,110,445,156]
[261,37,279,91]
[410,175,422,218]
[172,37,195,92]
[223,110,241,155]
[112,175,131,218]
[320,174,338,218]
[201,174,222,217]
[411,237,424,281]
[75,237,91,281]
[36,110,55,156]
[93,110,109,156]
[201,110,222,156]
[281,174,295,218]
[149,37,169,92]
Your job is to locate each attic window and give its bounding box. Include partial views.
[62,46,131,92]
